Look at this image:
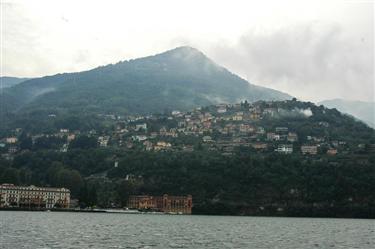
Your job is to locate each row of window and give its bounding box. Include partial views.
[1,191,68,196]
[0,188,69,193]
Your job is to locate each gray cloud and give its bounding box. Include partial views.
[207,22,374,102]
[2,1,373,103]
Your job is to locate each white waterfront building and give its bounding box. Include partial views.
[0,184,70,209]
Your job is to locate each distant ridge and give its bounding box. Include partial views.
[0,76,31,88]
[318,99,375,128]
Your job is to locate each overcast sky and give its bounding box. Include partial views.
[1,0,374,102]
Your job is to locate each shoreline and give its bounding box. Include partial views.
[1,207,374,219]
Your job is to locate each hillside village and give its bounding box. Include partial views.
[1,99,373,161]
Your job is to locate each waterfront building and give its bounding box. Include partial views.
[128,194,192,214]
[0,184,70,209]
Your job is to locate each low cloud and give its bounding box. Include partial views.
[277,107,313,119]
[297,108,313,117]
[208,22,374,102]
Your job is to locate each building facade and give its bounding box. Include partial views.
[327,148,337,155]
[301,145,318,155]
[128,194,192,214]
[276,144,293,154]
[0,184,70,209]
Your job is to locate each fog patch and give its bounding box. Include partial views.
[297,108,313,117]
[277,107,313,118]
[203,94,229,104]
[30,87,56,99]
[171,46,224,75]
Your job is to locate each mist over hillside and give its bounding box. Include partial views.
[319,99,375,128]
[0,47,291,117]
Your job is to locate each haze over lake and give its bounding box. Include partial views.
[0,211,374,249]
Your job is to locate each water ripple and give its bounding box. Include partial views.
[0,212,374,249]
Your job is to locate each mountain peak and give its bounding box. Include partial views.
[161,46,205,59]
[167,46,201,53]
[170,46,200,52]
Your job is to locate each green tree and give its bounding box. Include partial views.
[69,135,98,150]
[1,167,20,184]
[19,132,33,150]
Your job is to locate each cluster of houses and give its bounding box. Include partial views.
[0,101,357,159]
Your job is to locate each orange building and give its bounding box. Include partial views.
[128,194,192,214]
[327,148,337,155]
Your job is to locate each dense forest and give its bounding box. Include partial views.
[1,148,374,217]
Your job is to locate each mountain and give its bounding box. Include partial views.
[0,76,30,88]
[0,47,291,116]
[318,99,375,128]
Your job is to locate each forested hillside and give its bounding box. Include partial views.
[1,100,374,217]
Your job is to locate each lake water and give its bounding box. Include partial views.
[0,211,374,249]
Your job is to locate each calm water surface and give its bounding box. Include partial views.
[0,211,374,249]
